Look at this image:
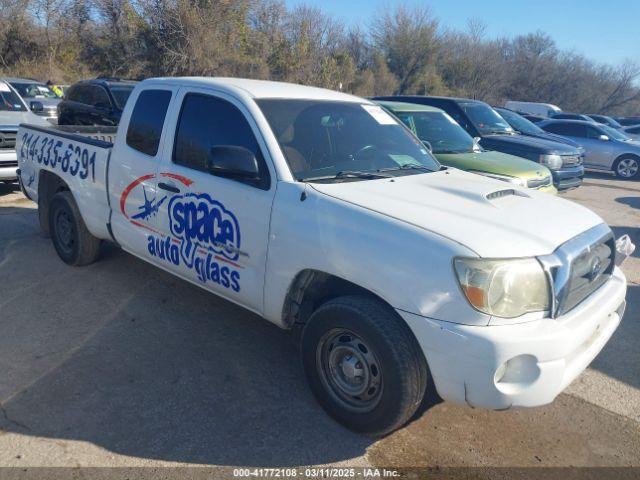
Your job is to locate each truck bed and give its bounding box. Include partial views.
[17,123,115,241]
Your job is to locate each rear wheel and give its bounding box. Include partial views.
[49,191,101,266]
[301,295,427,436]
[614,156,639,179]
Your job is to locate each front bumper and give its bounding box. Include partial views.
[552,165,584,191]
[399,267,626,410]
[0,149,18,181]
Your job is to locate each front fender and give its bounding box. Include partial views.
[262,182,489,327]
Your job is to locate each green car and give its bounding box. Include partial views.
[377,101,557,194]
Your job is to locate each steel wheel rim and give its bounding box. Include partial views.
[617,158,638,178]
[316,328,383,413]
[55,208,75,254]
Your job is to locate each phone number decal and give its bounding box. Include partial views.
[19,132,97,182]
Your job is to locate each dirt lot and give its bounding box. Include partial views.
[0,174,638,472]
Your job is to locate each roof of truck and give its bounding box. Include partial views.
[145,77,368,103]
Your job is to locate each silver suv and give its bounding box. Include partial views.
[540,119,640,179]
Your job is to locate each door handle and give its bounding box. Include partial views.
[158,182,180,193]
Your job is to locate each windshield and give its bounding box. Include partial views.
[496,108,544,135]
[10,82,58,99]
[394,110,475,154]
[110,85,135,109]
[602,116,622,129]
[461,102,514,135]
[257,99,440,181]
[0,82,27,111]
[601,124,630,141]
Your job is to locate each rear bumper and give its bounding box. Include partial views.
[399,267,626,410]
[552,165,584,190]
[0,149,18,181]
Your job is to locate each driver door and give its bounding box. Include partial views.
[153,87,276,314]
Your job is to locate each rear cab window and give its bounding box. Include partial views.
[126,89,173,156]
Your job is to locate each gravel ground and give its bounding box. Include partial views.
[0,174,638,472]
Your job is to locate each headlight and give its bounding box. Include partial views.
[453,258,550,318]
[470,171,525,186]
[539,154,563,170]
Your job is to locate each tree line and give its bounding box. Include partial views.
[1,0,639,115]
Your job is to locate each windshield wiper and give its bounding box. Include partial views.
[298,170,392,182]
[378,164,435,173]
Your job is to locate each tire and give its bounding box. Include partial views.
[301,295,427,436]
[48,191,101,266]
[614,156,639,179]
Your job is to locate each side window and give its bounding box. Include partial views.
[586,126,602,139]
[71,86,90,104]
[173,93,270,189]
[66,86,78,102]
[548,123,585,137]
[126,90,172,156]
[90,86,111,108]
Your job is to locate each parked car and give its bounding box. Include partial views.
[378,101,556,193]
[374,95,584,190]
[615,116,640,127]
[551,112,596,122]
[4,77,60,121]
[57,78,137,126]
[0,80,50,183]
[494,107,585,151]
[504,101,562,118]
[539,119,640,179]
[17,77,630,435]
[622,125,640,140]
[587,114,623,129]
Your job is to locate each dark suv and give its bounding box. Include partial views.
[373,96,585,190]
[57,78,137,126]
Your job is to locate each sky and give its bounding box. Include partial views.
[284,0,640,67]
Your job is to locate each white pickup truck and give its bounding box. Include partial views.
[16,77,630,435]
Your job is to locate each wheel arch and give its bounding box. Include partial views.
[613,152,640,173]
[37,170,71,237]
[282,269,397,334]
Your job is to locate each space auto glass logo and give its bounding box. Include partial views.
[168,192,241,268]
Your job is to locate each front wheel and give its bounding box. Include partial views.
[614,156,639,179]
[301,295,428,436]
[48,191,101,266]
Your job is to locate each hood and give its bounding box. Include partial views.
[481,133,579,155]
[0,110,51,127]
[521,131,581,147]
[310,169,603,258]
[435,150,549,180]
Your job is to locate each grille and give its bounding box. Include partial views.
[554,230,615,316]
[0,131,17,149]
[0,161,18,168]
[561,154,583,167]
[527,176,552,189]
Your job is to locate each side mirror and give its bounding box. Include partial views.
[421,140,433,152]
[30,101,44,113]
[598,134,610,141]
[208,145,260,180]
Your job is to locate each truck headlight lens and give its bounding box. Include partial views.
[539,154,563,170]
[454,258,550,318]
[470,171,525,186]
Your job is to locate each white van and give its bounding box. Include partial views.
[505,101,562,118]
